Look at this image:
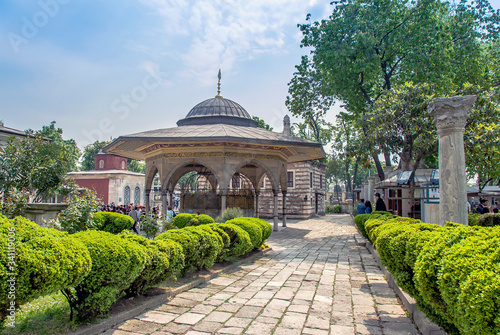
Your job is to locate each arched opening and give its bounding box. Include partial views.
[134,186,141,205]
[124,186,131,205]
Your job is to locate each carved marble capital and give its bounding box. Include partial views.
[428,95,476,132]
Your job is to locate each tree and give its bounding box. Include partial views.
[252,116,273,131]
[81,140,145,173]
[0,132,75,203]
[286,56,335,145]
[294,0,500,178]
[37,121,80,172]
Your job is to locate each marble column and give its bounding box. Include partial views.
[168,192,173,210]
[221,190,227,214]
[161,190,168,215]
[255,190,260,218]
[362,180,368,200]
[273,190,279,231]
[282,191,287,228]
[342,190,346,202]
[367,177,375,203]
[145,189,151,212]
[429,95,476,225]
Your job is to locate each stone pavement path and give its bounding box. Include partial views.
[104,214,419,335]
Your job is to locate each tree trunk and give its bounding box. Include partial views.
[373,154,385,180]
[384,152,392,167]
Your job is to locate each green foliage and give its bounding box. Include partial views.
[0,188,30,219]
[476,213,500,227]
[214,223,253,257]
[333,204,341,213]
[196,214,215,225]
[200,224,230,260]
[0,131,75,203]
[173,213,195,229]
[0,217,91,322]
[252,116,273,131]
[156,229,197,273]
[215,207,243,223]
[183,226,223,269]
[37,121,80,173]
[62,230,147,321]
[140,212,160,239]
[80,140,111,171]
[234,217,271,245]
[55,190,102,234]
[468,212,481,226]
[354,214,372,238]
[225,218,263,249]
[93,211,134,234]
[118,232,170,297]
[154,239,184,280]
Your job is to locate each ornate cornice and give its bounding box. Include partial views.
[140,142,294,157]
[149,151,286,162]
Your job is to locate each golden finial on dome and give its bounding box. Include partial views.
[215,69,223,98]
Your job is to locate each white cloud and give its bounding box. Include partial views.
[139,0,321,85]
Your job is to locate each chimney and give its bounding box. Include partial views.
[283,115,291,136]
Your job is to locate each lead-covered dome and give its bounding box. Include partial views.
[177,97,258,127]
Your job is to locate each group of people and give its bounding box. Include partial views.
[98,203,145,216]
[357,193,387,214]
[474,199,499,214]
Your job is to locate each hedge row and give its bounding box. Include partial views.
[0,214,271,325]
[355,212,500,335]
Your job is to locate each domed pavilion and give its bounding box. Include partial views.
[103,75,325,230]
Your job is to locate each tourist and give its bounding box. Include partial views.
[375,193,387,212]
[166,206,175,223]
[129,206,140,234]
[365,200,373,214]
[357,199,366,215]
[477,199,489,214]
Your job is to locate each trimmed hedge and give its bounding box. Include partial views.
[183,226,223,269]
[199,224,230,260]
[0,217,91,320]
[63,230,147,321]
[173,213,195,229]
[476,213,500,226]
[118,232,170,297]
[155,239,184,280]
[156,229,197,273]
[354,214,371,238]
[226,218,263,248]
[356,212,500,335]
[213,223,253,257]
[93,211,135,234]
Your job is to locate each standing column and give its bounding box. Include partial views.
[221,190,227,213]
[255,190,260,218]
[145,189,151,212]
[367,176,375,203]
[273,190,279,231]
[282,191,287,228]
[168,191,173,211]
[362,180,368,200]
[429,95,476,225]
[161,190,168,215]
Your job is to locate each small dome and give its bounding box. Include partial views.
[177,97,258,127]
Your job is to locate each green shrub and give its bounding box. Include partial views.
[155,239,184,280]
[326,204,334,213]
[476,213,500,227]
[0,217,91,322]
[156,229,198,273]
[456,268,500,335]
[333,204,341,213]
[215,207,243,223]
[173,213,195,229]
[118,232,170,297]
[437,228,500,332]
[200,224,230,260]
[196,214,215,225]
[226,218,263,249]
[228,217,271,245]
[140,212,160,239]
[187,217,199,226]
[213,223,253,257]
[63,230,147,321]
[183,226,223,269]
[93,211,134,234]
[354,214,372,238]
[56,190,101,233]
[468,212,480,226]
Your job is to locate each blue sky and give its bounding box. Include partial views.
[1,0,499,151]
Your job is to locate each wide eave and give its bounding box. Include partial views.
[103,124,325,162]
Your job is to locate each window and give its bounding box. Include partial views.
[99,160,104,169]
[121,161,126,170]
[320,175,323,189]
[124,186,130,204]
[134,186,141,205]
[287,171,294,188]
[310,172,313,188]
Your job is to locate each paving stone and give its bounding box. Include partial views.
[254,316,279,325]
[136,311,178,324]
[216,326,244,334]
[273,326,303,335]
[192,321,223,333]
[305,315,330,330]
[156,305,190,314]
[203,311,232,323]
[161,322,192,334]
[382,321,420,335]
[330,324,356,335]
[117,319,162,333]
[287,304,309,314]
[245,321,276,334]
[168,297,199,308]
[355,323,383,334]
[302,327,330,335]
[234,305,262,318]
[102,330,143,335]
[216,302,243,313]
[185,331,211,335]
[174,312,206,325]
[279,312,307,329]
[224,316,252,328]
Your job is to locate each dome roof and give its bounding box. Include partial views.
[177,97,258,127]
